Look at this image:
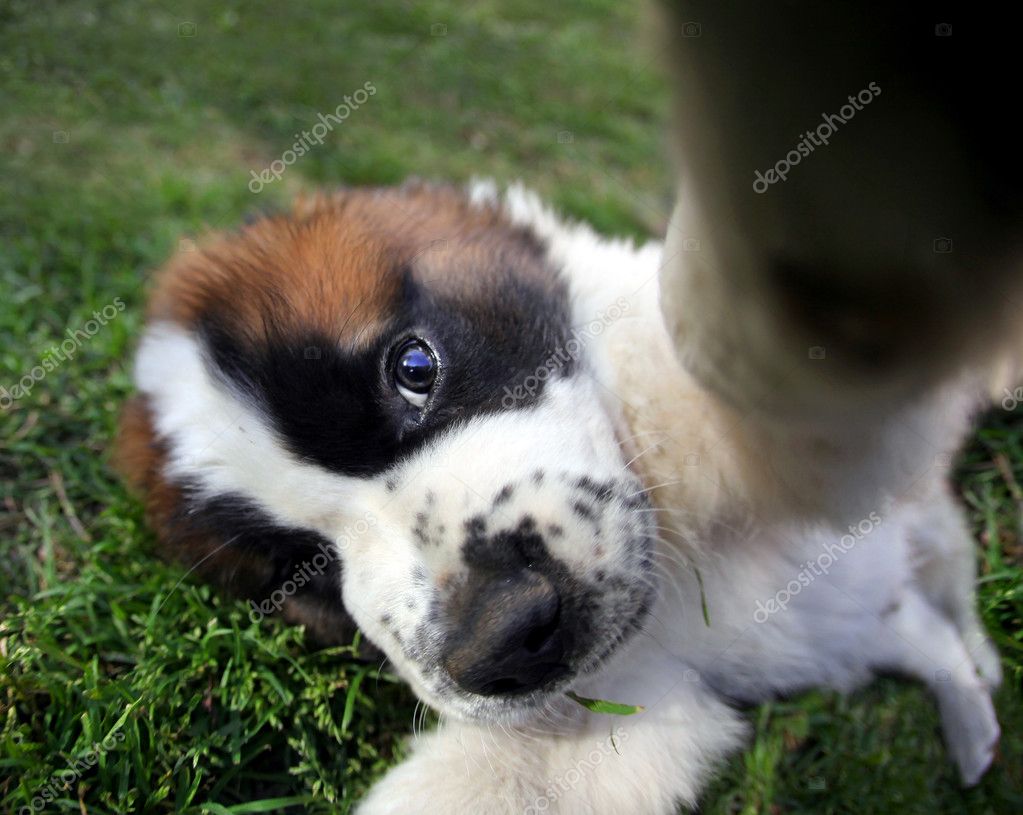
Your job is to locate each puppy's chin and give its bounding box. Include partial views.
[437,684,570,725]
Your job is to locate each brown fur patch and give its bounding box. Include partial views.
[148,182,551,343]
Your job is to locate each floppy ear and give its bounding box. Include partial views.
[115,394,366,649]
[655,1,1023,421]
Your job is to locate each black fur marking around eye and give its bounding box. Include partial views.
[198,272,573,479]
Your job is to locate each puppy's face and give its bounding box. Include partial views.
[133,184,655,721]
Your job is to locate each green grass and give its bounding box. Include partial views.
[0,1,1020,812]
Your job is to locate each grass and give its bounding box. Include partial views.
[0,1,1020,812]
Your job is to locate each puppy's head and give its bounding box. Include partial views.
[124,183,655,720]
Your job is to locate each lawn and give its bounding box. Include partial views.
[0,1,1020,813]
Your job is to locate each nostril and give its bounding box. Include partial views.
[479,676,530,695]
[522,602,560,654]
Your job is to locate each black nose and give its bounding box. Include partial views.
[442,571,569,696]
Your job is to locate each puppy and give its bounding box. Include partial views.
[118,179,1005,813]
[118,5,1020,811]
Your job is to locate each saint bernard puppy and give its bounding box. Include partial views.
[118,4,1022,812]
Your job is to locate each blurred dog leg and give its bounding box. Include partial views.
[656,2,1023,414]
[653,1,1023,517]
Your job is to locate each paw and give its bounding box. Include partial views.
[355,733,522,815]
[357,771,462,815]
[938,683,1000,786]
[357,764,470,815]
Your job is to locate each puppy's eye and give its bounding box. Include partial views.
[393,340,437,408]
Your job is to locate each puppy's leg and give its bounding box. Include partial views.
[357,676,746,815]
[874,590,999,786]
[651,4,1023,523]
[656,4,1023,420]
[907,486,1002,689]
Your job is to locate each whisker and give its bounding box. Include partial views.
[623,440,662,470]
[615,429,668,449]
[625,478,686,499]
